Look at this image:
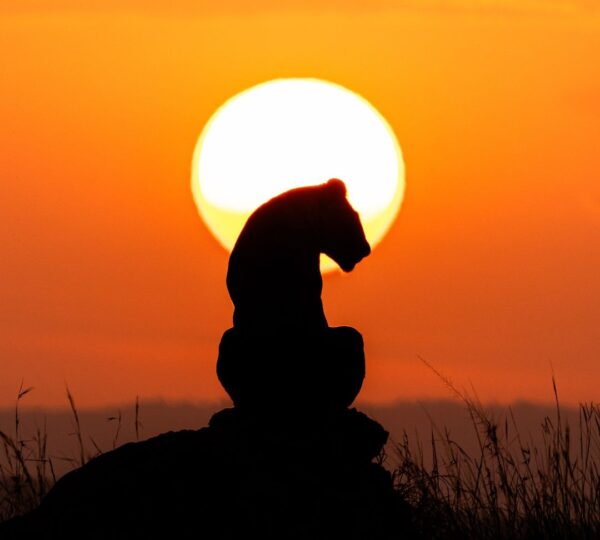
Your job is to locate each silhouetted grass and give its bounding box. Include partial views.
[0,384,138,522]
[2,378,600,539]
[393,361,600,539]
[0,383,52,520]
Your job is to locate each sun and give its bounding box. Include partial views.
[191,78,405,272]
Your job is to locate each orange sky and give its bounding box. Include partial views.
[1,1,599,408]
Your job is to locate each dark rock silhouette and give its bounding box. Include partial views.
[3,408,408,539]
[0,179,412,539]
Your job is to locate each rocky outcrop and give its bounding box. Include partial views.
[2,407,410,539]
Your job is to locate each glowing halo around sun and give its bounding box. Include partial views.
[191,78,405,272]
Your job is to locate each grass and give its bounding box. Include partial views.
[392,360,600,539]
[0,383,140,522]
[1,376,600,539]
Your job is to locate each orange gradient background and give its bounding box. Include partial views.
[1,1,599,408]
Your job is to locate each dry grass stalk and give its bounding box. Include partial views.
[393,362,600,539]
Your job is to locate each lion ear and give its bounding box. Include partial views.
[324,178,347,198]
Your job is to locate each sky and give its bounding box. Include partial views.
[1,1,599,408]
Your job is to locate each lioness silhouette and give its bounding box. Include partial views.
[218,179,371,412]
[227,178,371,333]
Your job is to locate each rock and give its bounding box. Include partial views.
[2,408,411,540]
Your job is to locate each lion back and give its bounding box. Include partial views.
[226,179,370,334]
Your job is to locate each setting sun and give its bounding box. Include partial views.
[191,78,405,271]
